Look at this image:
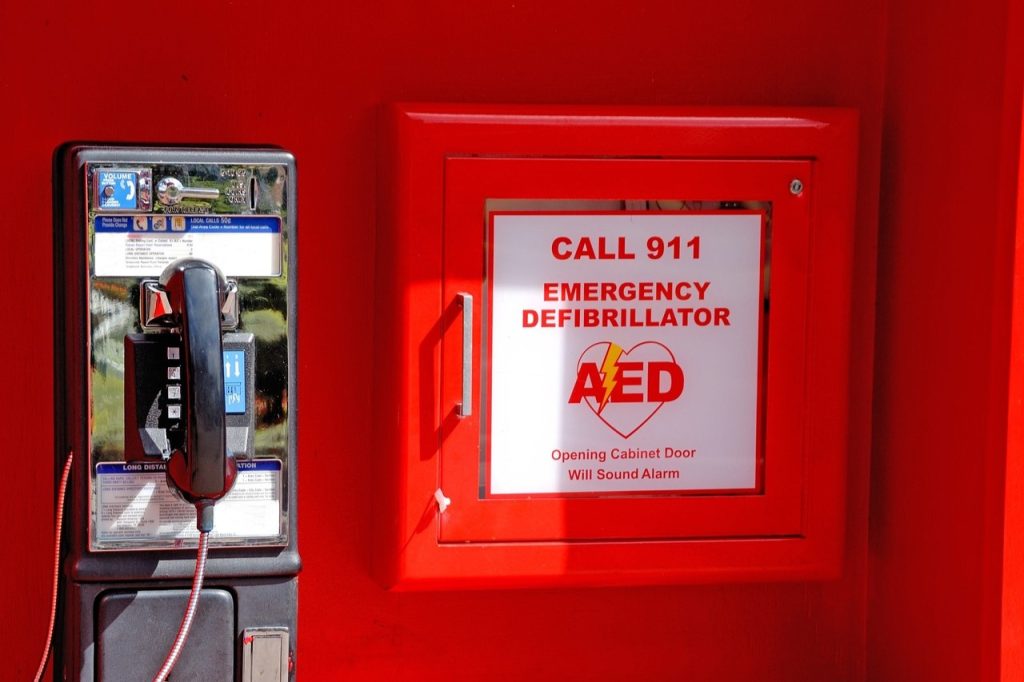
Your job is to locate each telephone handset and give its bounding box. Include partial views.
[124,258,240,528]
[158,259,238,526]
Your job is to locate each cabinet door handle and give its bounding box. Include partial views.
[457,292,473,418]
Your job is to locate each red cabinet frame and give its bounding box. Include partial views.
[376,104,858,588]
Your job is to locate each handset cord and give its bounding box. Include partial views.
[151,529,211,682]
[32,451,73,682]
[33,449,212,681]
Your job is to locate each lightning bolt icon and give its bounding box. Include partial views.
[598,342,624,414]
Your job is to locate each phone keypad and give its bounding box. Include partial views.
[166,346,182,427]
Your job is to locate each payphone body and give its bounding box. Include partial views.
[54,146,299,680]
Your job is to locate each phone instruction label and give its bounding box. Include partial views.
[92,215,282,277]
[223,349,246,414]
[96,171,139,210]
[95,460,283,546]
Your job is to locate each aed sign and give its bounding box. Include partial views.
[488,212,764,495]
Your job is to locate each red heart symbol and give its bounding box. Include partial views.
[575,341,684,439]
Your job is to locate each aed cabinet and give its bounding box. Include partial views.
[376,104,858,589]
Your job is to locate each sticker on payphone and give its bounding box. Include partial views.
[94,460,284,546]
[91,214,283,277]
[223,349,246,414]
[93,168,152,212]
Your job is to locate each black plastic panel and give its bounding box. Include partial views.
[96,588,235,680]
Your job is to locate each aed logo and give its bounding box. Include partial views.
[569,341,684,439]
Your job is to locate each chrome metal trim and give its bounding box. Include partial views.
[457,292,473,418]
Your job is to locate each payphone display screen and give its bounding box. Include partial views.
[82,160,292,551]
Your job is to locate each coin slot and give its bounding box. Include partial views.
[249,176,258,211]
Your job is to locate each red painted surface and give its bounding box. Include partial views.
[868,1,1024,681]
[379,107,856,587]
[997,1,1024,680]
[0,0,1018,679]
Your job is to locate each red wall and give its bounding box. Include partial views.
[1003,2,1024,677]
[869,1,1023,680]
[0,0,1016,679]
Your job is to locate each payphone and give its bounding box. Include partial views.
[53,146,299,680]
